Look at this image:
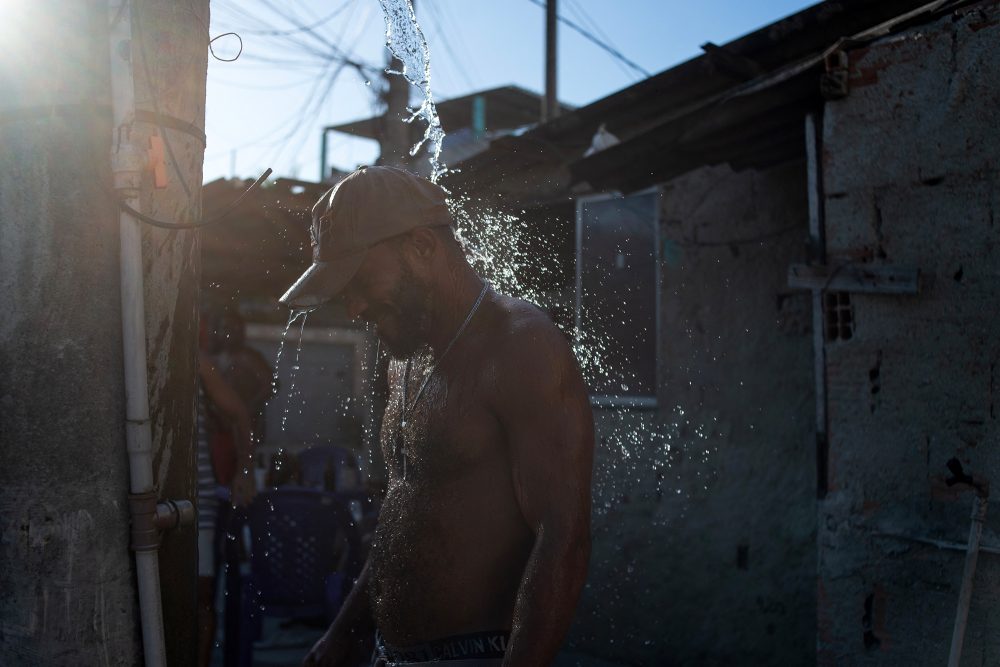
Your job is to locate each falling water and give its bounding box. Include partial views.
[280,309,310,432]
[271,307,313,434]
[378,0,447,181]
[373,1,718,519]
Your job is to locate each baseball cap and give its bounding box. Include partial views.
[279,166,452,309]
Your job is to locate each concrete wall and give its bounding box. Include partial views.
[567,159,816,665]
[0,2,140,663]
[817,4,1000,664]
[0,1,207,664]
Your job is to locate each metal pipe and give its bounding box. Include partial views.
[948,493,988,667]
[321,128,329,182]
[873,531,1000,556]
[544,0,558,121]
[804,112,828,498]
[108,2,167,665]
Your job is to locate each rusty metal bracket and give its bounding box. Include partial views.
[129,490,160,552]
[129,491,195,552]
[821,48,850,100]
[788,263,921,295]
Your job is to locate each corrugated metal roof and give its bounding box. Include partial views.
[326,85,574,141]
[443,0,942,197]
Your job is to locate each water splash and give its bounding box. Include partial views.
[272,308,312,433]
[374,0,720,517]
[378,0,447,181]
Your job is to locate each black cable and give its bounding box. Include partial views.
[119,168,272,230]
[208,32,243,62]
[565,0,636,80]
[182,0,243,62]
[132,0,195,201]
[526,0,651,78]
[423,1,477,90]
[237,0,354,36]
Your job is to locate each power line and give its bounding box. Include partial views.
[526,0,651,78]
[438,2,485,87]
[564,0,637,80]
[422,1,477,91]
[206,73,320,91]
[213,0,377,73]
[254,0,372,72]
[236,0,354,36]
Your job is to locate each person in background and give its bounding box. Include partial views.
[218,309,275,441]
[206,311,275,488]
[197,317,256,667]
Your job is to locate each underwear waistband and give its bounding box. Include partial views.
[376,629,510,662]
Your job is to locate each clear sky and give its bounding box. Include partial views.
[203,0,817,183]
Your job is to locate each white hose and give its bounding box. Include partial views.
[109,1,168,665]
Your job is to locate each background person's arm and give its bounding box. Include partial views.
[199,352,255,504]
[495,314,595,667]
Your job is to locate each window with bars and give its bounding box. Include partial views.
[824,291,854,342]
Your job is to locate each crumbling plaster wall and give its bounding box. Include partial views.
[0,1,207,663]
[818,4,1000,665]
[568,159,815,665]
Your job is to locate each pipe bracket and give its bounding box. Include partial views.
[129,490,160,552]
[129,493,195,552]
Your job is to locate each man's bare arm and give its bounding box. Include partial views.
[495,313,594,666]
[303,559,374,667]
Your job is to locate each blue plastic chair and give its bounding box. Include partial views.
[237,488,362,667]
[298,445,361,491]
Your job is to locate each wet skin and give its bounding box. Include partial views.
[304,229,594,667]
[372,296,541,644]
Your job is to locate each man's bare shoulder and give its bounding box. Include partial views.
[489,293,568,348]
[485,294,582,391]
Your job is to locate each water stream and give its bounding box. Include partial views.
[272,307,313,435]
[378,0,446,181]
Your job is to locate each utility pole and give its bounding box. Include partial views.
[544,0,559,121]
[380,0,416,169]
[0,1,207,664]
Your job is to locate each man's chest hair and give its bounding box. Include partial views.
[381,369,504,479]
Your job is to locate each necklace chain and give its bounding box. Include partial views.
[396,281,491,477]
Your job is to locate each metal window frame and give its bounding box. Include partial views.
[575,188,661,409]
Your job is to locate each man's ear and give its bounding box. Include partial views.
[405,226,439,262]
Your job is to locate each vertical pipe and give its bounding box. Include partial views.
[805,112,828,498]
[108,2,167,665]
[948,495,988,667]
[320,128,329,182]
[472,96,486,142]
[544,0,559,121]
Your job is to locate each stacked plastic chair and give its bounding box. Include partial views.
[235,488,362,667]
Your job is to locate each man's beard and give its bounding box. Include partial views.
[372,264,432,359]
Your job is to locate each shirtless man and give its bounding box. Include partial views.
[281,166,594,667]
